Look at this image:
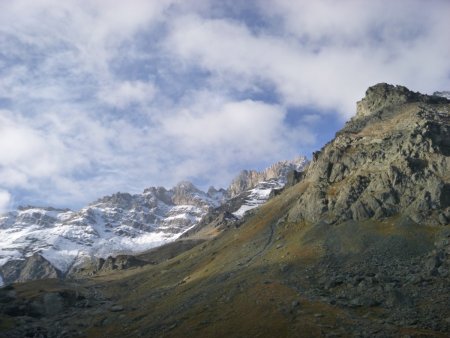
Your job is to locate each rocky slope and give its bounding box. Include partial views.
[288,83,449,226]
[0,159,306,285]
[0,83,449,338]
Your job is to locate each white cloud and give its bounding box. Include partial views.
[98,81,156,108]
[162,95,311,157]
[166,1,450,115]
[0,111,67,179]
[0,106,160,207]
[0,190,11,213]
[155,91,316,186]
[0,0,449,209]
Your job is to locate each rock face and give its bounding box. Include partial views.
[228,156,308,197]
[182,159,310,238]
[288,83,450,225]
[0,254,61,284]
[68,254,148,277]
[356,83,447,118]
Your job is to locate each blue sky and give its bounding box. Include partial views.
[0,0,449,211]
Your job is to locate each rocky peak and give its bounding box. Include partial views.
[94,192,134,208]
[173,181,197,191]
[356,83,448,118]
[171,181,208,206]
[142,186,172,205]
[228,156,308,197]
[206,186,219,195]
[289,84,450,226]
[434,91,450,100]
[206,186,228,203]
[228,170,259,198]
[1,253,61,284]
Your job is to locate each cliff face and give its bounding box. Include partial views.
[288,83,450,225]
[0,254,61,283]
[228,156,308,197]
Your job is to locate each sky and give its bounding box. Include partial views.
[0,0,449,211]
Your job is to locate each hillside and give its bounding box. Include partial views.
[0,84,449,338]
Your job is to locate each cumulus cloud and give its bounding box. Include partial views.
[0,0,449,209]
[0,111,67,181]
[163,99,285,153]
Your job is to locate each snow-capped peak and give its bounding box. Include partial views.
[0,182,215,277]
[228,155,308,198]
[230,156,309,218]
[0,156,308,284]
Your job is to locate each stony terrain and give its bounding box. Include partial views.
[0,84,449,338]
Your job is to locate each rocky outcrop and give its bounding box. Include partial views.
[228,156,308,197]
[172,181,217,207]
[0,254,61,285]
[356,83,447,118]
[434,90,450,100]
[67,254,149,278]
[288,83,450,225]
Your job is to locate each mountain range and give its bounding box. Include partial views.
[0,157,307,285]
[0,84,449,338]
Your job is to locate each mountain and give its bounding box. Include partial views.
[0,83,449,338]
[0,184,219,284]
[228,156,308,197]
[229,156,308,218]
[288,83,449,225]
[0,158,307,285]
[434,90,450,100]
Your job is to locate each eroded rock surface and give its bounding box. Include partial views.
[288,83,450,225]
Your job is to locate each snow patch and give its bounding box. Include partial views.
[233,179,285,218]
